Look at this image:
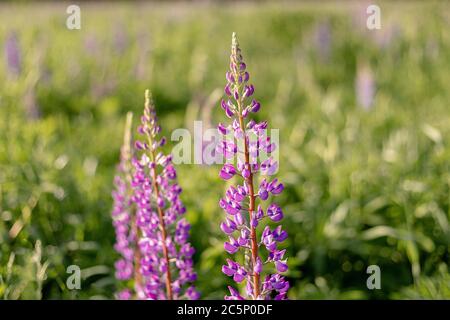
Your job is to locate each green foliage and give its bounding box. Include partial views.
[0,2,449,299]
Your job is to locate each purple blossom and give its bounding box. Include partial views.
[131,90,199,300]
[314,21,332,62]
[225,286,245,300]
[4,31,21,77]
[217,33,289,300]
[220,163,237,180]
[116,289,132,300]
[355,63,376,110]
[111,112,138,296]
[267,203,283,222]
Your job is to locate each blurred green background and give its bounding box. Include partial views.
[0,1,449,299]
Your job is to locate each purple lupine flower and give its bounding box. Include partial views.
[314,21,331,62]
[116,289,132,300]
[111,112,140,296]
[4,31,21,77]
[131,90,199,300]
[355,63,375,110]
[218,33,289,300]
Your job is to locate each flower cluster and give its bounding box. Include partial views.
[131,90,199,300]
[217,33,289,300]
[111,112,138,299]
[4,31,21,77]
[355,63,375,110]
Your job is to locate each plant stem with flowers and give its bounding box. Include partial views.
[217,33,289,300]
[131,90,199,300]
[112,90,199,300]
[111,112,138,300]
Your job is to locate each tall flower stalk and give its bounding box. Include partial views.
[217,33,289,300]
[131,90,199,300]
[111,112,137,300]
[4,31,21,77]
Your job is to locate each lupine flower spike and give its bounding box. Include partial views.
[218,33,289,300]
[111,112,138,300]
[4,31,21,77]
[131,90,199,300]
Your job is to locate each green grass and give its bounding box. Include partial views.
[0,1,449,299]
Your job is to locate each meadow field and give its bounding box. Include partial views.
[0,1,449,299]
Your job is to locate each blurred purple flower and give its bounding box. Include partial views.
[116,289,132,300]
[111,113,137,293]
[355,63,376,110]
[314,21,331,61]
[4,31,21,77]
